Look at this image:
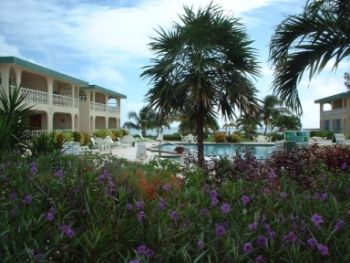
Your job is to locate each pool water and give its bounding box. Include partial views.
[156,143,276,159]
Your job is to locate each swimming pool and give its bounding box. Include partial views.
[154,143,276,159]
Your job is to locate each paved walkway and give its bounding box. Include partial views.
[111,141,160,161]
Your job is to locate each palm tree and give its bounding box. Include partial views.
[141,3,260,166]
[269,0,350,114]
[272,114,301,132]
[260,95,283,135]
[123,106,157,137]
[236,114,262,139]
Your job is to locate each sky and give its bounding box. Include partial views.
[0,0,349,129]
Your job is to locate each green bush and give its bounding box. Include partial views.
[214,132,226,142]
[227,133,242,143]
[1,147,350,262]
[62,131,73,142]
[270,132,284,141]
[163,133,182,141]
[310,130,334,139]
[30,132,61,157]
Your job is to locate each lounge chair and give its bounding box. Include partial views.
[62,141,98,155]
[182,134,197,143]
[91,137,111,153]
[120,135,134,147]
[333,133,350,145]
[253,135,271,143]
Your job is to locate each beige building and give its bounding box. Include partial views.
[315,91,350,135]
[0,56,126,133]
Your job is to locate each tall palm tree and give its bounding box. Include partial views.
[123,106,157,137]
[236,114,262,139]
[260,95,283,135]
[141,3,260,166]
[269,0,350,114]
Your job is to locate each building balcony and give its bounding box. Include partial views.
[320,108,347,117]
[21,87,49,105]
[53,94,73,108]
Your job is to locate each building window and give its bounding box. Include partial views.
[324,120,330,130]
[332,119,341,132]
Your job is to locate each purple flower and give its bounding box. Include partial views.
[199,208,210,217]
[197,240,205,250]
[248,222,258,231]
[243,242,253,253]
[209,190,218,199]
[269,231,276,240]
[162,184,172,192]
[268,169,277,180]
[137,211,146,223]
[315,192,328,202]
[262,223,271,232]
[136,244,154,258]
[282,231,298,244]
[311,213,324,227]
[159,199,167,211]
[241,195,251,206]
[54,169,64,178]
[23,194,32,204]
[256,235,267,247]
[46,212,55,221]
[307,238,318,248]
[341,162,348,170]
[215,224,226,237]
[210,197,219,207]
[136,244,147,255]
[170,211,179,222]
[220,203,231,214]
[280,192,288,199]
[255,255,266,263]
[317,243,329,256]
[334,219,344,231]
[61,225,75,239]
[135,200,144,210]
[30,162,38,175]
[126,203,133,211]
[129,260,140,263]
[9,192,17,200]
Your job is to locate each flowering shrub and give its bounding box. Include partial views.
[0,147,350,262]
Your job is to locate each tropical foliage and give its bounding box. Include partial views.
[0,86,32,158]
[259,95,283,135]
[123,106,164,137]
[272,114,302,132]
[1,146,350,262]
[142,3,260,166]
[269,0,350,113]
[236,114,262,139]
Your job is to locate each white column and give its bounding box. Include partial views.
[72,85,75,108]
[105,94,108,112]
[48,111,53,131]
[1,67,10,98]
[47,78,53,106]
[15,69,22,87]
[71,113,74,132]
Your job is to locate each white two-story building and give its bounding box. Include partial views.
[0,56,126,133]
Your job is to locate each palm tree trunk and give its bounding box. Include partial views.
[196,105,205,168]
[264,122,267,135]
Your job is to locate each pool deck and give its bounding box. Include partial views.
[109,140,346,162]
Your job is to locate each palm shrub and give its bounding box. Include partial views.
[0,86,33,157]
[30,132,62,157]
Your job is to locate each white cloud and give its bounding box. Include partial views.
[0,35,21,57]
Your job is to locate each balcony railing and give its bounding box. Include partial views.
[94,102,107,112]
[74,98,79,108]
[21,87,49,105]
[321,108,347,117]
[53,94,73,107]
[108,106,119,113]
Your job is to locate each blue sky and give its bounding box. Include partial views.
[0,0,348,129]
